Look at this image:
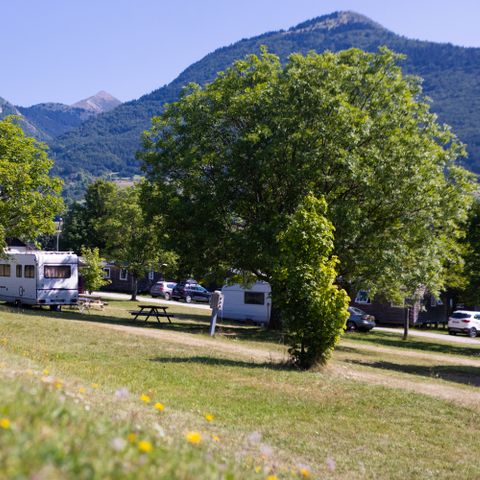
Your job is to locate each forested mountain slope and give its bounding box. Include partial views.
[51,11,480,178]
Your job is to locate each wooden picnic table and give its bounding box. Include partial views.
[129,304,173,324]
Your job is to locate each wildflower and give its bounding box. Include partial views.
[204,413,214,422]
[266,476,278,480]
[78,387,86,394]
[138,440,153,453]
[154,402,165,411]
[185,431,202,445]
[127,432,137,443]
[43,369,49,376]
[140,393,151,403]
[110,437,126,451]
[91,383,99,389]
[54,380,63,390]
[211,434,220,442]
[115,387,129,399]
[299,467,311,478]
[0,418,11,430]
[254,466,262,474]
[326,456,336,471]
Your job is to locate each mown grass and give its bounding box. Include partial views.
[0,303,479,479]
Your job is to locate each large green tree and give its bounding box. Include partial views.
[0,117,63,248]
[140,47,474,309]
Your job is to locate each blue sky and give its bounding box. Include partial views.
[3,0,480,106]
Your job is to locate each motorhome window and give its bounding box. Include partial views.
[120,269,128,281]
[16,265,22,277]
[25,265,35,278]
[103,268,111,279]
[0,264,11,277]
[244,292,264,305]
[44,265,71,279]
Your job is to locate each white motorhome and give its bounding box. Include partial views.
[221,281,271,325]
[0,248,79,308]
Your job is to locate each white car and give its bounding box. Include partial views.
[448,310,480,338]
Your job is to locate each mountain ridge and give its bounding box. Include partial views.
[36,11,480,179]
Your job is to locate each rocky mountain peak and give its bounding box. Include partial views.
[71,91,121,114]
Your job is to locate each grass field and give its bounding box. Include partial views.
[0,301,479,479]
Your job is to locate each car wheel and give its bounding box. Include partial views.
[346,321,356,331]
[469,327,477,338]
[185,295,192,303]
[448,330,456,335]
[164,292,171,301]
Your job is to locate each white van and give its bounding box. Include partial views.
[0,248,79,308]
[221,281,271,325]
[448,310,480,338]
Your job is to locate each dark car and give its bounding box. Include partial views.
[149,281,177,300]
[346,306,376,332]
[171,280,212,303]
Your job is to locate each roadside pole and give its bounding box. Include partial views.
[403,307,410,340]
[209,290,224,337]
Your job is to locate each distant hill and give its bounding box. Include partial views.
[71,91,121,114]
[0,91,122,143]
[43,11,480,177]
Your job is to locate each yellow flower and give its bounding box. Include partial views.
[91,383,99,389]
[154,402,165,411]
[0,418,11,430]
[299,468,311,478]
[54,380,63,390]
[254,466,262,474]
[266,476,278,480]
[140,393,151,403]
[211,434,220,442]
[127,432,137,443]
[43,369,49,376]
[204,413,214,422]
[137,440,153,453]
[185,431,202,445]
[78,387,86,394]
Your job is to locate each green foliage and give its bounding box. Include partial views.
[457,199,480,306]
[48,11,480,196]
[273,195,349,368]
[140,48,475,308]
[80,247,110,293]
[0,117,63,248]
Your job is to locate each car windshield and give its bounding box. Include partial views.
[450,312,472,319]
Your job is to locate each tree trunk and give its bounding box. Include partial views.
[130,274,138,301]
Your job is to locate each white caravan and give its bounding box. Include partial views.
[221,281,271,325]
[0,248,79,308]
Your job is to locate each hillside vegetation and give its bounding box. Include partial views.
[51,11,480,180]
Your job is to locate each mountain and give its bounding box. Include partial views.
[50,11,480,178]
[0,97,47,140]
[17,103,95,139]
[0,91,122,143]
[71,91,121,114]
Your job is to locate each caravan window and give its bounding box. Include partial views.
[244,292,264,305]
[44,265,71,279]
[0,264,11,277]
[16,265,22,278]
[25,265,35,278]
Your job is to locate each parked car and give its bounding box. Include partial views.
[448,310,480,337]
[346,306,376,332]
[171,280,212,303]
[149,281,177,300]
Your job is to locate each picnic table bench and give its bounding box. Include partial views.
[129,304,173,324]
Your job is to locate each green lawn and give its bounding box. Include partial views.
[0,302,479,479]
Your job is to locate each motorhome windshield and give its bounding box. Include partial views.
[44,265,71,279]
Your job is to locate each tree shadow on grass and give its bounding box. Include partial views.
[349,359,480,387]
[347,331,480,358]
[149,355,293,370]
